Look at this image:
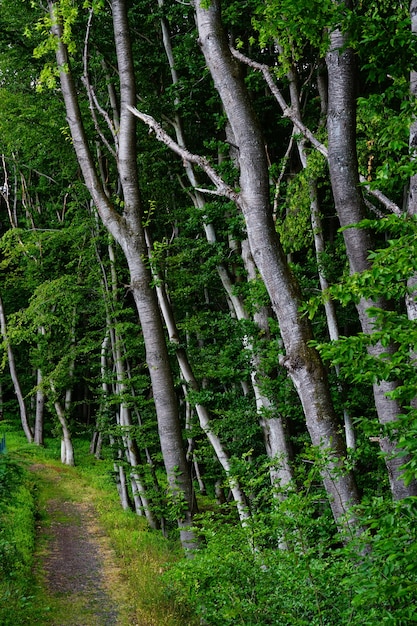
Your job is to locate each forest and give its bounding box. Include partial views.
[1,0,417,623]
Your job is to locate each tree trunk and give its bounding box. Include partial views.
[283,57,356,450]
[240,240,294,487]
[49,0,197,549]
[34,367,45,446]
[53,395,75,466]
[0,293,33,442]
[146,229,250,523]
[116,460,132,511]
[326,20,417,498]
[192,0,360,529]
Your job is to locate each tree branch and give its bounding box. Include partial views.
[127,105,240,202]
[230,46,402,216]
[82,8,117,158]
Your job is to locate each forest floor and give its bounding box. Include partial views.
[29,462,137,626]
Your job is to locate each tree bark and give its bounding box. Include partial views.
[34,367,45,446]
[52,394,75,466]
[192,0,360,529]
[146,229,250,523]
[282,55,356,450]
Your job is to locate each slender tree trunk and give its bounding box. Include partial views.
[49,0,197,549]
[326,18,417,498]
[184,393,206,495]
[34,368,45,446]
[0,293,33,442]
[112,324,159,528]
[106,238,157,525]
[52,394,75,466]
[90,330,110,457]
[240,240,294,487]
[146,229,250,523]
[192,0,360,529]
[116,459,132,510]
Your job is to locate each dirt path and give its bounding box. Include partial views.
[31,464,136,626]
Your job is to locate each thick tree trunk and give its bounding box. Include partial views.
[49,0,197,549]
[283,58,356,450]
[326,22,417,499]
[157,4,293,490]
[193,0,360,528]
[0,293,33,442]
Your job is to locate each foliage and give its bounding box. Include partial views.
[167,490,417,625]
[307,216,417,392]
[342,496,417,626]
[252,0,336,72]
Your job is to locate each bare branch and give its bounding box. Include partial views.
[82,8,118,157]
[230,47,328,158]
[127,105,240,202]
[273,130,295,221]
[362,186,401,216]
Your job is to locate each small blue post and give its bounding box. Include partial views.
[0,434,6,455]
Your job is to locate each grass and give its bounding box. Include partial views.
[0,428,198,626]
[0,447,37,625]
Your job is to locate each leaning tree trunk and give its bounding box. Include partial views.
[49,0,197,550]
[326,18,417,499]
[51,390,75,466]
[157,2,293,490]
[283,56,356,450]
[192,0,360,530]
[0,293,33,442]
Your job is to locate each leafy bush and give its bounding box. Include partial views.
[166,492,417,625]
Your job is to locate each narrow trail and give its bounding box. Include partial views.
[30,463,137,626]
